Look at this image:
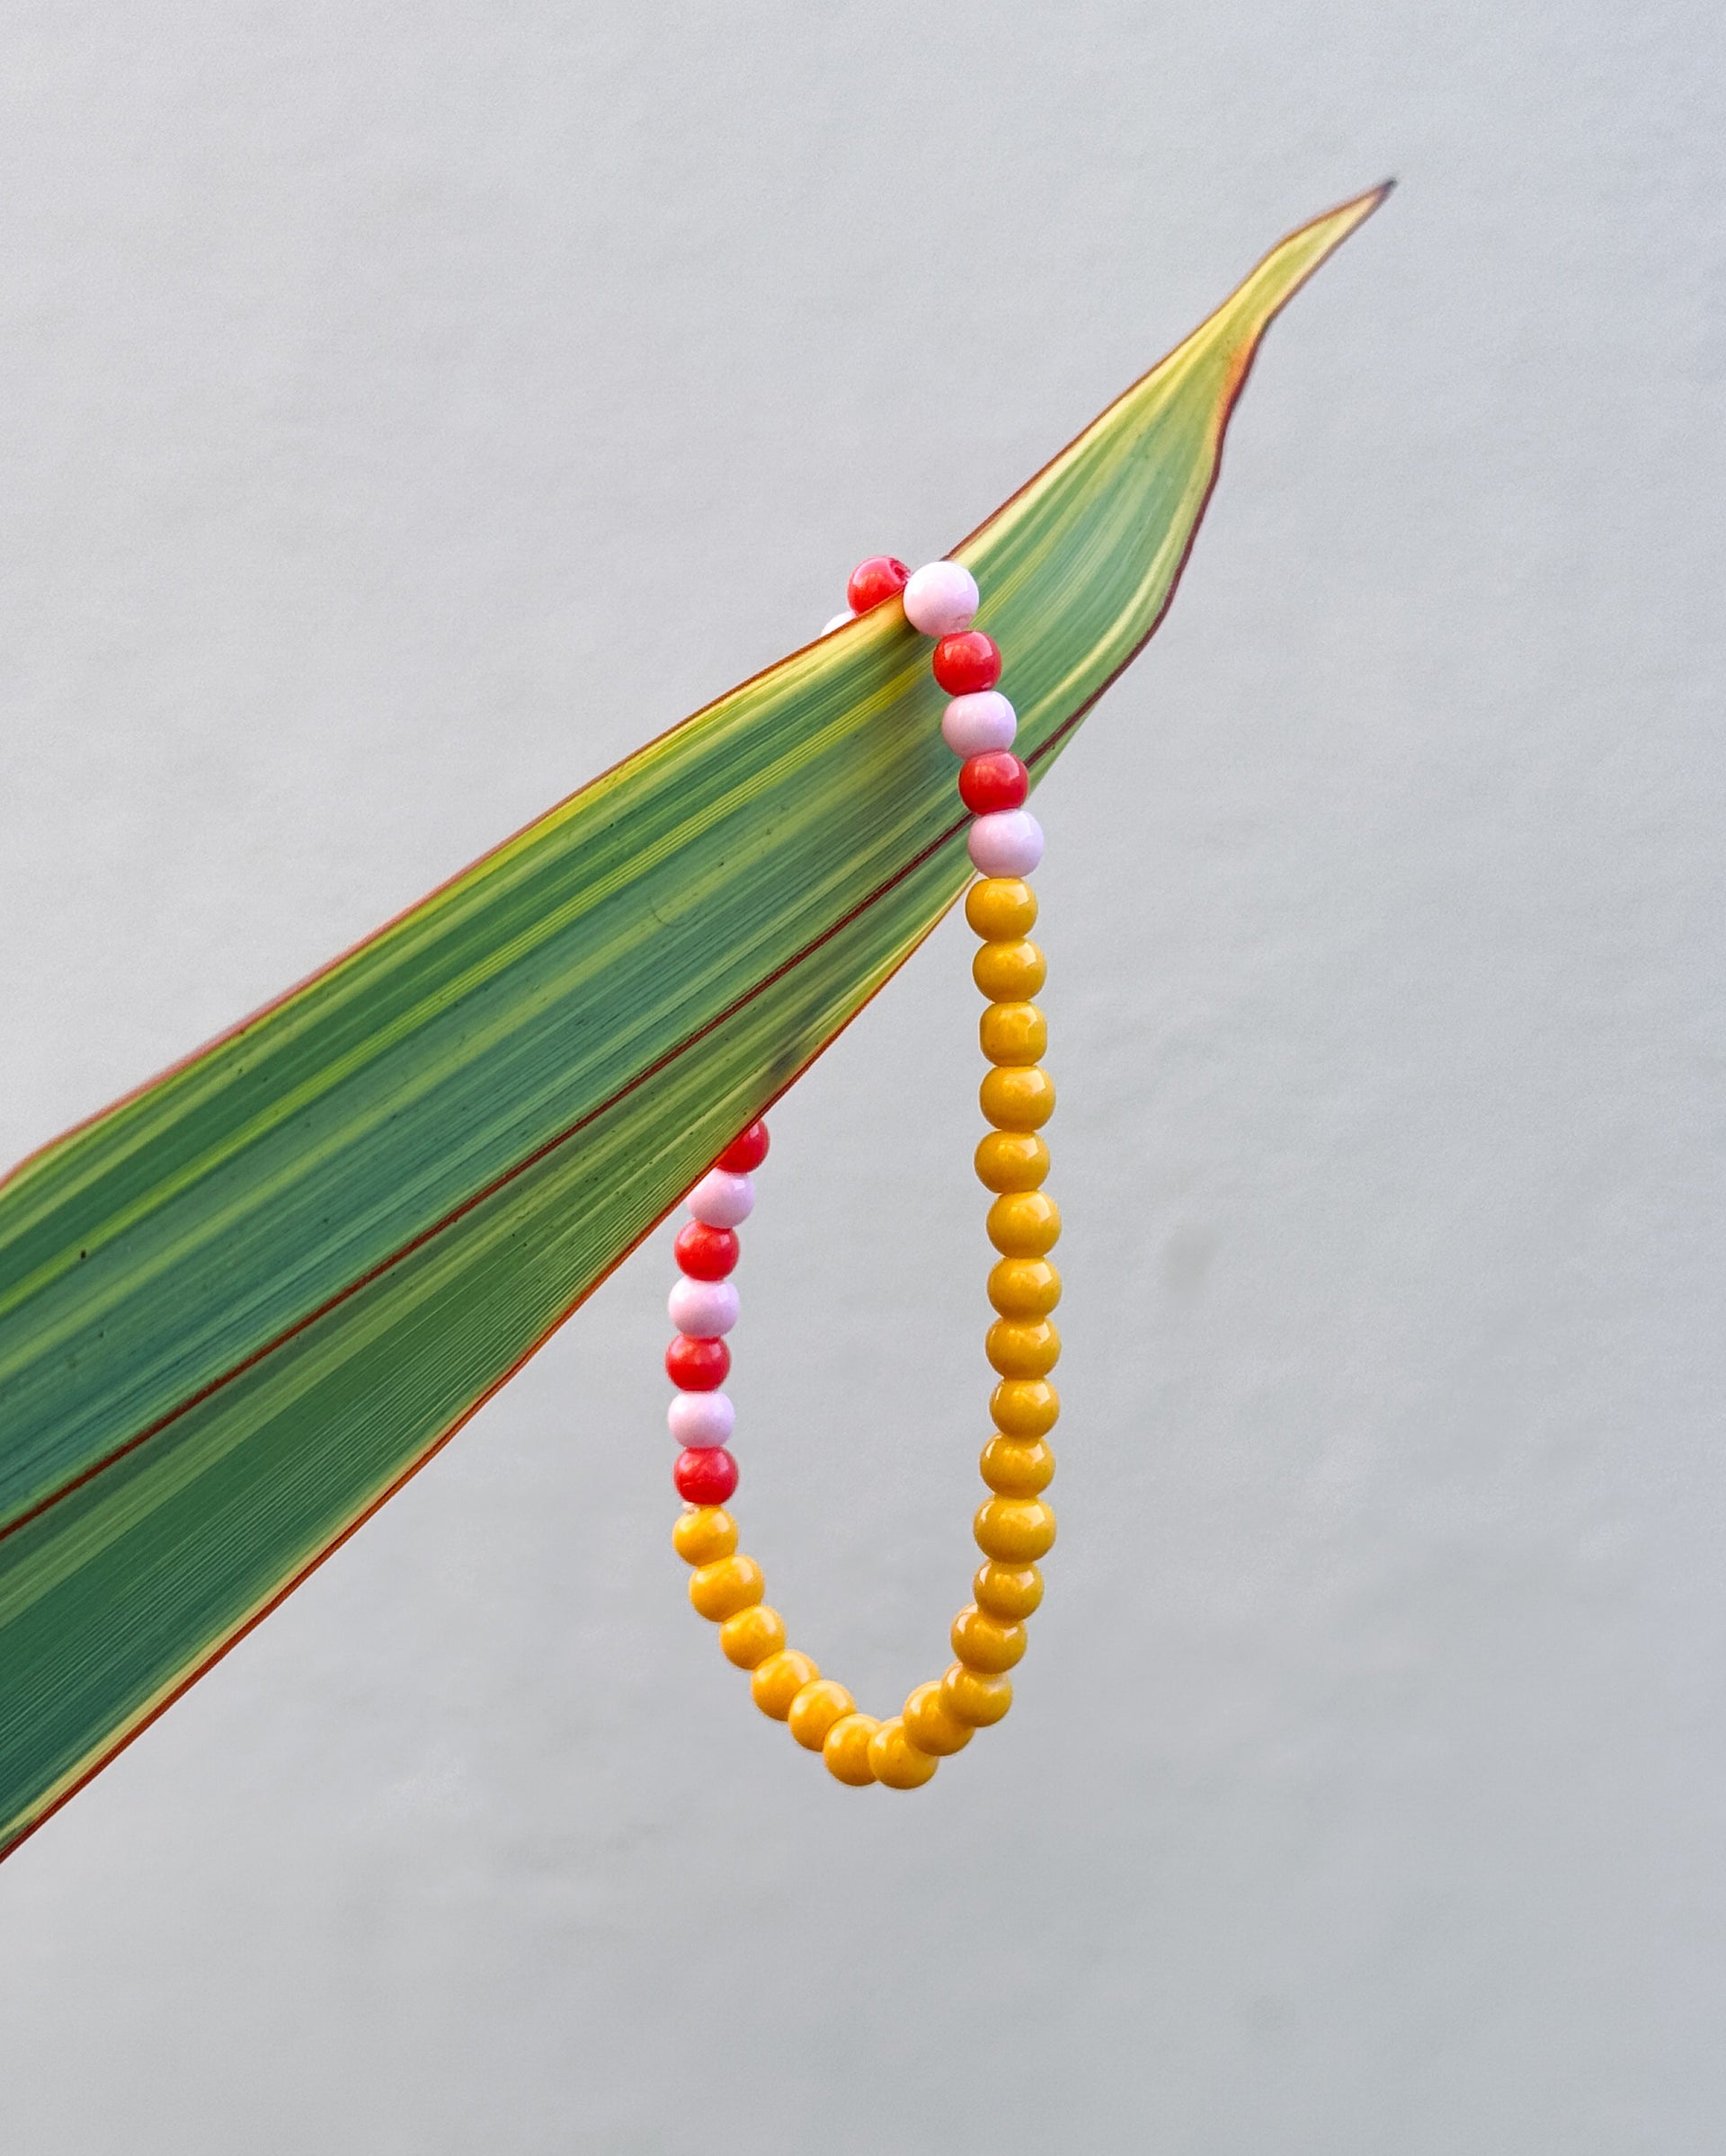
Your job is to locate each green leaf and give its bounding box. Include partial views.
[0,187,1387,1857]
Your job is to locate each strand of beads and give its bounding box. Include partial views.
[666,555,1058,1788]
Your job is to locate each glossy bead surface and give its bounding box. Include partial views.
[689,1552,766,1621]
[847,556,910,613]
[822,610,853,634]
[941,1662,1013,1727]
[752,1648,820,1720]
[951,1602,1028,1673]
[672,1506,737,1566]
[986,1190,1062,1256]
[673,1445,738,1504]
[973,937,1045,1000]
[669,1390,735,1448]
[987,1256,1061,1318]
[665,1333,730,1390]
[867,1718,940,1788]
[968,809,1045,878]
[942,691,1017,758]
[974,1131,1050,1193]
[974,1560,1045,1621]
[931,631,1001,696]
[965,878,1037,939]
[674,1221,739,1280]
[903,1680,974,1756]
[979,1434,1055,1495]
[823,1712,882,1785]
[716,1120,770,1173]
[688,1167,754,1229]
[986,1318,1061,1379]
[720,1601,786,1669]
[787,1679,856,1752]
[979,1001,1045,1066]
[667,1276,739,1337]
[991,1377,1060,1437]
[903,559,979,637]
[981,1064,1056,1132]
[975,1495,1057,1562]
[958,751,1028,815]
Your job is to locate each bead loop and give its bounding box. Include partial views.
[663,556,1060,1789]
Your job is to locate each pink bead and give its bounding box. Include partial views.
[688,1168,754,1228]
[668,1277,739,1337]
[669,1389,735,1448]
[967,809,1045,877]
[903,561,980,638]
[822,611,854,635]
[942,691,1017,758]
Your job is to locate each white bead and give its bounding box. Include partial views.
[670,1390,735,1446]
[903,560,979,638]
[688,1168,754,1228]
[968,809,1044,877]
[822,611,854,634]
[668,1277,739,1337]
[942,691,1017,758]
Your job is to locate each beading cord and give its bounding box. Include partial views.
[663,556,1058,1789]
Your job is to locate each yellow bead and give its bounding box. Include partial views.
[867,1718,940,1789]
[980,1064,1055,1133]
[902,1680,974,1756]
[689,1553,765,1622]
[787,1679,856,1752]
[974,1131,1050,1194]
[986,1318,1061,1379]
[672,1507,737,1566]
[941,1662,1014,1727]
[974,1561,1045,1621]
[752,1648,820,1720]
[991,1377,1060,1437]
[823,1712,882,1785]
[987,1256,1061,1318]
[987,1191,1061,1257]
[720,1602,786,1669]
[974,1496,1057,1563]
[979,1001,1047,1067]
[973,938,1046,1002]
[951,1602,1028,1673]
[965,877,1037,939]
[979,1435,1055,1495]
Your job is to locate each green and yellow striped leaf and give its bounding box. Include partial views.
[0,187,1387,1858]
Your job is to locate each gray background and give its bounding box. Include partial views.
[0,4,1721,2152]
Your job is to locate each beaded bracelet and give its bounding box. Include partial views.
[663,555,1057,1790]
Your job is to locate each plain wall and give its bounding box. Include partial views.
[0,4,1722,2151]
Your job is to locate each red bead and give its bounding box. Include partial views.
[675,1221,739,1280]
[931,632,1001,696]
[674,1447,738,1504]
[958,751,1029,815]
[666,1333,730,1390]
[846,556,911,614]
[715,1119,770,1173]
